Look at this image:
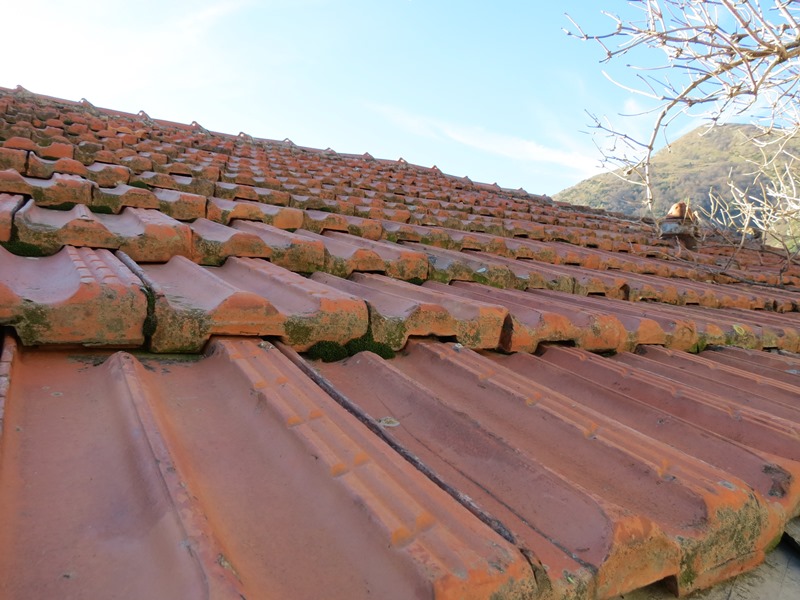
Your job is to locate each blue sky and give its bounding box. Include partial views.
[3,1,664,195]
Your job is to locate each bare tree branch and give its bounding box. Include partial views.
[566,0,800,276]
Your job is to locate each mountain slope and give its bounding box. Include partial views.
[554,124,800,218]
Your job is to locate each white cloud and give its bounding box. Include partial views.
[1,1,255,113]
[368,103,603,178]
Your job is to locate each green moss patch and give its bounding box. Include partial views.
[305,328,395,362]
[1,240,51,257]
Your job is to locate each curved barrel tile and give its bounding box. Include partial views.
[91,182,160,213]
[14,201,192,262]
[402,242,522,289]
[0,245,147,346]
[296,230,428,280]
[151,187,206,220]
[545,347,800,475]
[389,342,782,596]
[322,231,429,280]
[295,229,387,277]
[0,346,235,600]
[231,220,326,272]
[99,337,533,598]
[491,348,800,512]
[441,282,640,352]
[189,218,273,265]
[311,272,508,350]
[205,196,303,229]
[213,180,291,205]
[143,256,368,353]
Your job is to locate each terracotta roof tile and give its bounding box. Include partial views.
[2,87,800,599]
[316,341,787,597]
[0,337,531,599]
[214,180,291,204]
[404,243,525,288]
[228,220,326,271]
[297,230,429,280]
[205,196,303,228]
[14,201,193,260]
[310,272,507,350]
[189,218,278,265]
[0,245,147,346]
[439,282,653,352]
[90,182,161,212]
[134,255,367,352]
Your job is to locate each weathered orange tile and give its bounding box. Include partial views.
[157,160,220,181]
[140,256,368,352]
[439,282,636,352]
[301,208,351,233]
[295,230,428,280]
[229,220,326,272]
[378,219,425,242]
[492,346,800,517]
[90,182,160,213]
[130,170,214,197]
[12,172,95,207]
[25,153,88,180]
[0,346,245,600]
[84,161,131,187]
[528,347,800,508]
[614,346,800,426]
[316,341,783,597]
[533,290,700,350]
[514,258,634,297]
[680,305,800,351]
[112,208,193,262]
[354,205,412,222]
[340,213,384,239]
[214,180,291,205]
[0,147,27,173]
[151,187,206,220]
[310,272,507,350]
[699,345,800,383]
[205,196,303,229]
[190,218,273,265]
[14,199,118,253]
[330,231,429,279]
[290,193,345,212]
[402,243,523,288]
[118,152,154,172]
[0,169,32,197]
[0,337,530,599]
[296,229,385,276]
[3,136,73,160]
[453,231,539,257]
[0,245,147,346]
[13,200,192,261]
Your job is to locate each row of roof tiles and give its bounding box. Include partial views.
[3,243,798,355]
[3,334,799,599]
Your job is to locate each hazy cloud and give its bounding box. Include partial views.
[369,103,602,177]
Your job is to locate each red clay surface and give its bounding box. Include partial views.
[0,86,799,600]
[0,338,530,600]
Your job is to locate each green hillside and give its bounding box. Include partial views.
[554,124,800,219]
